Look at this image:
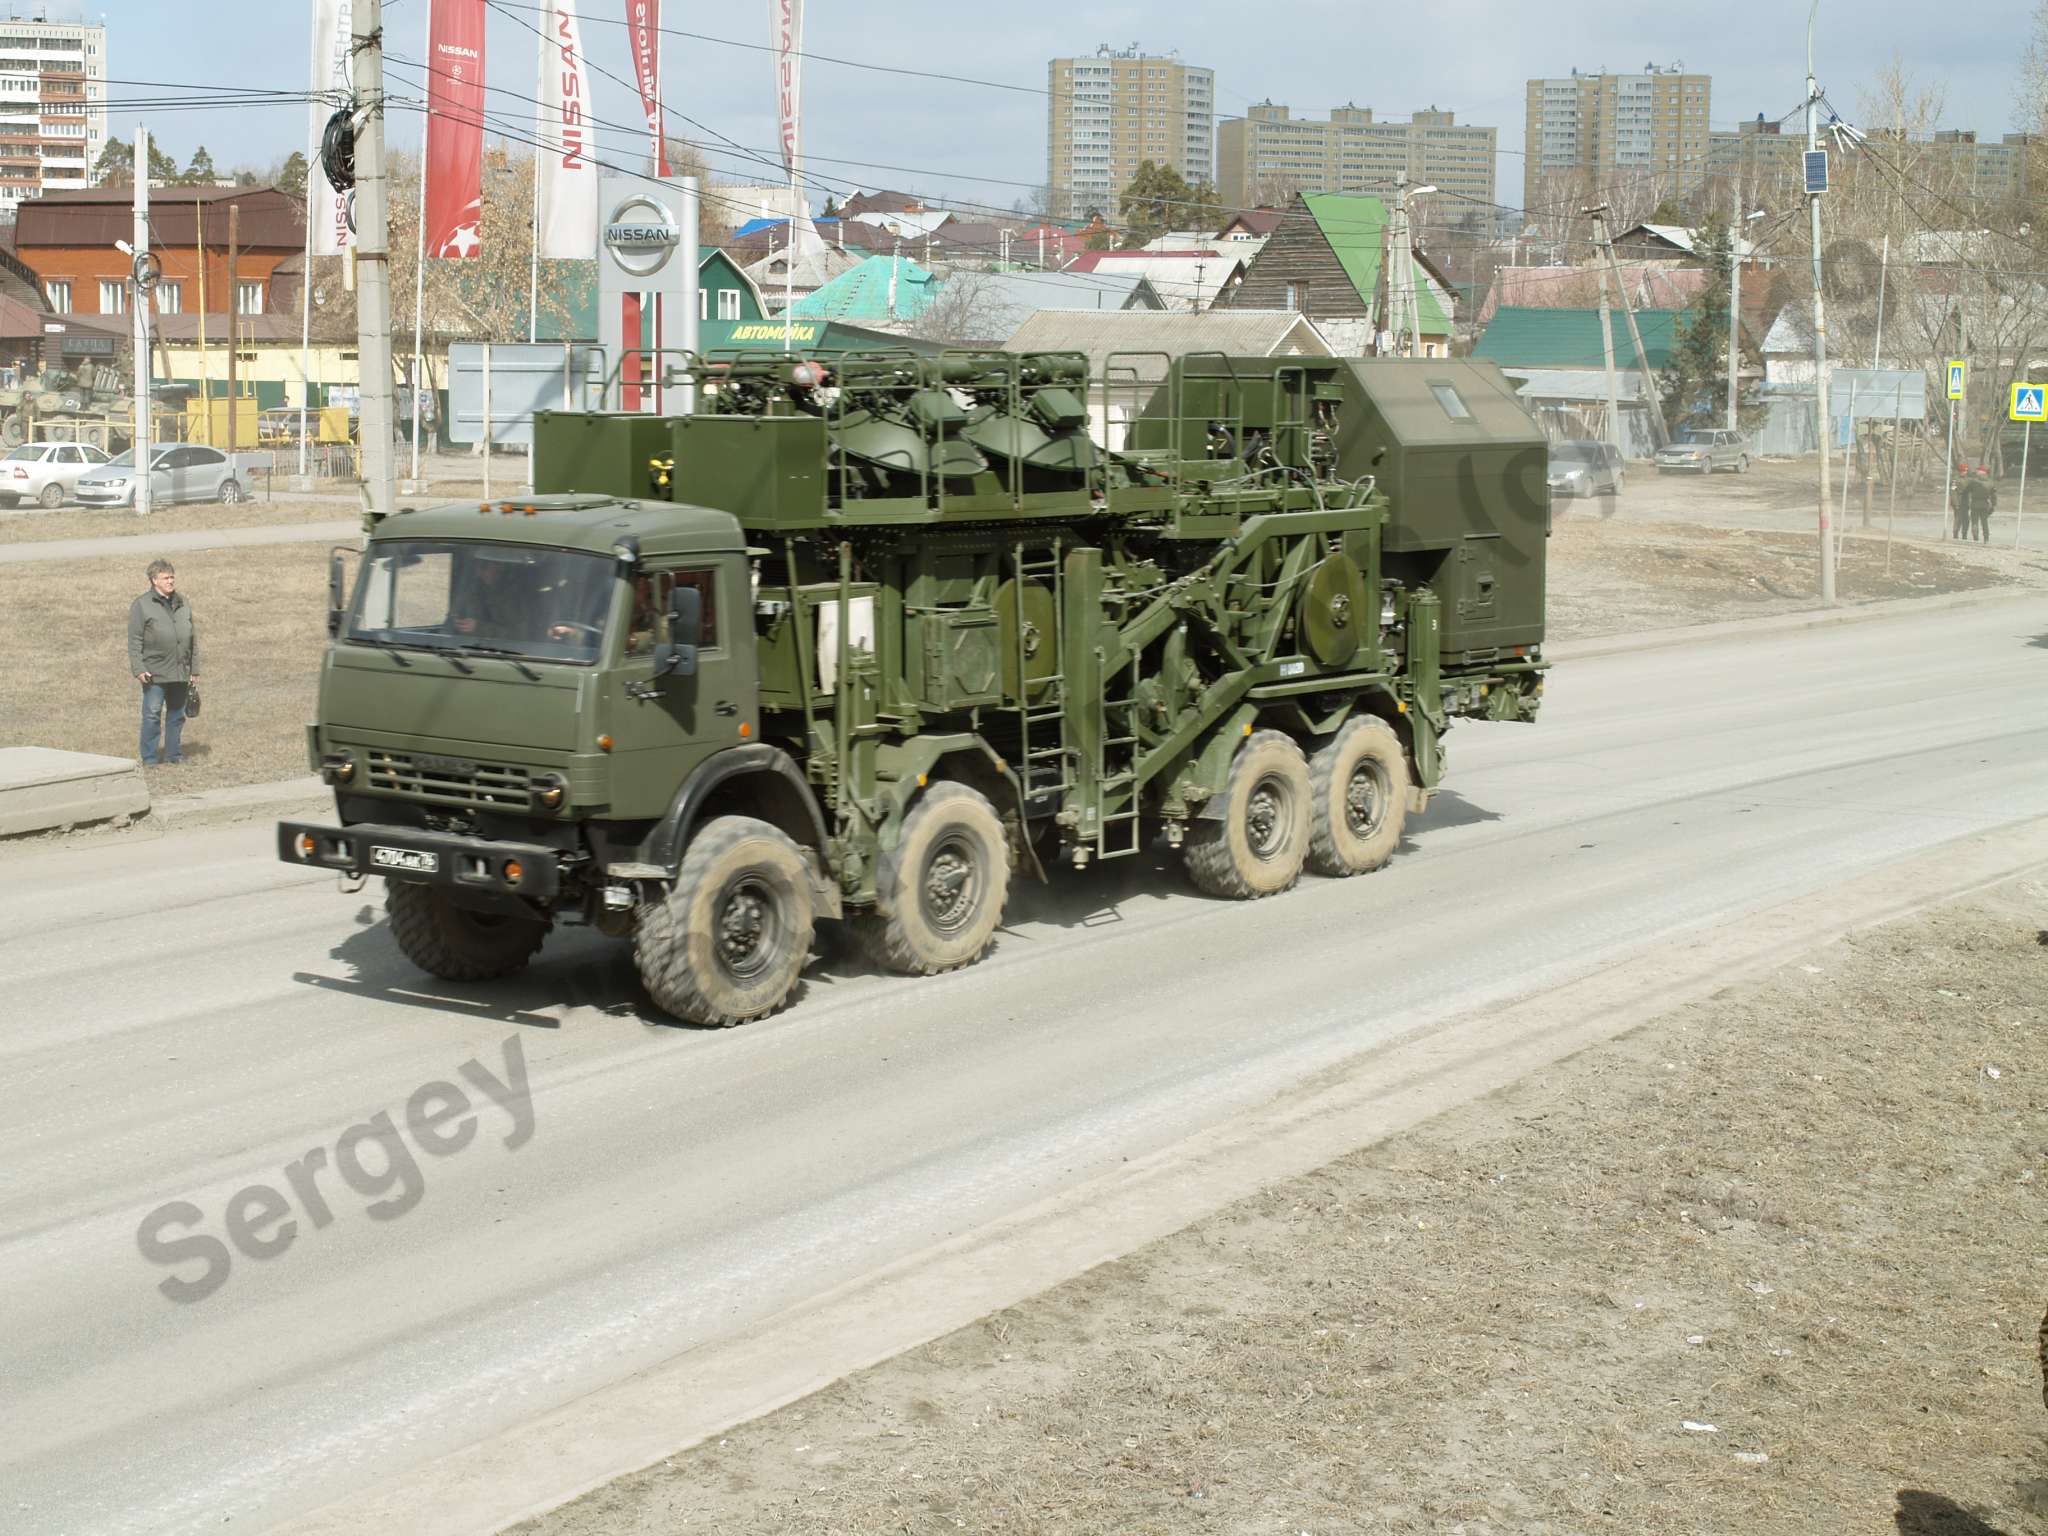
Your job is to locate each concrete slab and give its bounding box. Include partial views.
[0,747,149,837]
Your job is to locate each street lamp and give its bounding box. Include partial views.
[1727,209,1765,432]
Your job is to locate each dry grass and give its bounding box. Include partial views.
[1547,516,2031,639]
[518,888,2048,1536]
[0,545,329,792]
[0,497,356,545]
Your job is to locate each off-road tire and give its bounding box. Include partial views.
[38,482,63,508]
[1184,729,1311,899]
[386,880,548,981]
[635,815,814,1026]
[1305,716,1410,877]
[219,478,243,504]
[860,782,1010,975]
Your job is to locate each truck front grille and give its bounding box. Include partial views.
[366,750,532,810]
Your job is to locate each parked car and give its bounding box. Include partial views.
[1656,429,1749,474]
[74,443,251,508]
[0,440,112,508]
[1547,439,1625,498]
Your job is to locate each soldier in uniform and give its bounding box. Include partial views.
[1968,466,1999,542]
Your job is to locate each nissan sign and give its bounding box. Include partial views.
[603,194,680,278]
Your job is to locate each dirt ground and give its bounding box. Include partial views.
[519,884,2048,1536]
[0,496,353,544]
[1544,512,2044,638]
[0,545,328,792]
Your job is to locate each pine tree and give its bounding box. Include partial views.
[278,150,309,193]
[92,137,134,185]
[1658,224,1742,432]
[1116,161,1221,249]
[183,146,217,186]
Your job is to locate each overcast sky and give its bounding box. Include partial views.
[98,0,2033,217]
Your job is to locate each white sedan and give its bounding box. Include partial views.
[0,441,112,508]
[74,444,250,508]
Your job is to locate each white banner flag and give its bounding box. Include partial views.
[775,0,802,177]
[308,0,354,255]
[536,0,596,257]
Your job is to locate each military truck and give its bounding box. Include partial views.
[279,351,1548,1024]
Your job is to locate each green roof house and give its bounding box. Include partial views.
[1216,192,1457,357]
[1473,306,1692,371]
[789,254,938,324]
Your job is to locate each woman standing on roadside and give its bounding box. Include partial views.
[127,558,199,766]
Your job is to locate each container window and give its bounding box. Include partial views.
[1429,383,1472,420]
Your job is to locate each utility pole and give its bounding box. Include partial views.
[353,0,397,526]
[225,202,239,455]
[1588,205,1622,456]
[678,175,699,414]
[194,191,209,446]
[1806,0,1835,602]
[1591,205,1667,449]
[1398,179,1437,357]
[130,126,152,518]
[1726,218,1742,431]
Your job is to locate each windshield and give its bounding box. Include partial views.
[4,445,48,462]
[346,539,616,664]
[1552,444,1600,463]
[1675,432,1714,445]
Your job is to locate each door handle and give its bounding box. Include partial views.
[714,700,738,716]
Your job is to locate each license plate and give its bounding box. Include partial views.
[371,846,439,874]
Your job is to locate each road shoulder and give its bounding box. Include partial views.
[276,816,2048,1536]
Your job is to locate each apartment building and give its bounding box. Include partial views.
[1705,116,2039,214]
[1523,64,1710,210]
[0,12,106,214]
[1217,102,1496,215]
[1047,45,1214,220]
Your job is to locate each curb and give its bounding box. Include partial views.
[1548,583,2045,662]
[148,775,327,833]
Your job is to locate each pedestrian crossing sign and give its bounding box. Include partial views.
[1946,360,1965,399]
[2011,383,2047,422]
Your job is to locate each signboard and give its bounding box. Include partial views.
[2010,382,2046,423]
[446,341,604,446]
[58,335,116,356]
[1803,149,1828,195]
[1946,360,1966,400]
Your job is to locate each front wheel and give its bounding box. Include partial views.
[1305,717,1410,877]
[635,815,814,1025]
[861,782,1011,975]
[1736,455,1749,474]
[1184,729,1311,899]
[386,881,548,981]
[219,478,243,504]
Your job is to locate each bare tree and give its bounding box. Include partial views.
[904,270,1017,346]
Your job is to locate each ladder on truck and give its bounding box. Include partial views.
[1011,541,1069,813]
[1092,649,1145,858]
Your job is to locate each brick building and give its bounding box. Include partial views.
[14,185,302,323]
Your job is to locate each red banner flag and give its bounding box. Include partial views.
[424,0,486,258]
[628,0,669,177]
[775,0,802,176]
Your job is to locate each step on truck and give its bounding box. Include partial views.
[280,351,1549,1024]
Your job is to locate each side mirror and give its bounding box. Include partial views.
[326,546,351,637]
[653,582,702,677]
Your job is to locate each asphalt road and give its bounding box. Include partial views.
[5,596,2047,1536]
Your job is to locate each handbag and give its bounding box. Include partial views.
[183,681,202,719]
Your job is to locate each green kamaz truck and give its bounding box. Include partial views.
[279,351,1548,1024]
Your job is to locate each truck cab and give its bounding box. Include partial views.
[282,495,828,1010]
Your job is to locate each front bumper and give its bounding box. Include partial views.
[278,820,564,900]
[1655,458,1709,472]
[74,483,135,505]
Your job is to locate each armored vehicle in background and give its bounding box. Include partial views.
[281,350,1549,1024]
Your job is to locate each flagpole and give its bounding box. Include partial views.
[297,183,313,482]
[407,0,430,485]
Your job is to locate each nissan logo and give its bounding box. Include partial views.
[604,194,679,277]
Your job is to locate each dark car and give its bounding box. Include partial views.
[1547,439,1625,498]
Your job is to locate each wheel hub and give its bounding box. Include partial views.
[1246,774,1291,860]
[922,836,981,933]
[1345,761,1388,839]
[716,876,777,978]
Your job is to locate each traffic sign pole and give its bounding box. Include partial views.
[1942,402,1956,540]
[2018,423,2030,549]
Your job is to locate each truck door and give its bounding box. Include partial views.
[606,554,758,819]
